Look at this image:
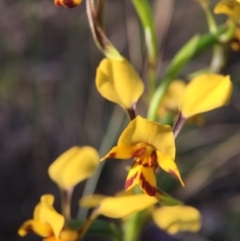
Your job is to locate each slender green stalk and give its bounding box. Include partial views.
[131,0,158,97]
[78,107,125,219]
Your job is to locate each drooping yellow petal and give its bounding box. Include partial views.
[156,151,184,186]
[118,116,175,159]
[34,194,55,220]
[96,58,144,109]
[38,201,64,239]
[54,0,82,8]
[159,80,186,118]
[18,220,52,237]
[101,143,148,161]
[214,0,240,22]
[48,146,99,190]
[153,205,201,234]
[179,74,232,118]
[95,194,158,218]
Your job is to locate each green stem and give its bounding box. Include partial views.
[78,107,125,219]
[131,0,158,98]
[123,210,150,241]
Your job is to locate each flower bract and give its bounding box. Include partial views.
[101,116,184,196]
[96,58,144,110]
[48,146,99,190]
[179,74,232,118]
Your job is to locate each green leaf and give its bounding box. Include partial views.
[65,219,122,241]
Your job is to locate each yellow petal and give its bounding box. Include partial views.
[125,161,157,196]
[79,194,107,208]
[214,0,240,22]
[118,116,175,159]
[59,229,79,241]
[95,194,157,218]
[179,74,232,118]
[34,195,65,239]
[18,220,52,237]
[34,194,55,220]
[48,146,99,189]
[159,80,186,118]
[156,151,184,186]
[39,204,64,239]
[54,0,82,8]
[96,58,144,109]
[101,143,148,161]
[153,205,201,234]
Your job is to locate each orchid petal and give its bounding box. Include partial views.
[179,74,232,118]
[95,194,157,218]
[54,0,82,8]
[96,58,144,109]
[48,146,99,190]
[101,143,148,161]
[153,205,201,234]
[18,220,52,238]
[214,0,240,22]
[156,151,184,186]
[118,116,175,158]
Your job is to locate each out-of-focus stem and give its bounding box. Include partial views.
[60,188,73,220]
[78,213,97,239]
[78,107,125,219]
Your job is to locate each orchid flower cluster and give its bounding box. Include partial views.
[18,0,239,241]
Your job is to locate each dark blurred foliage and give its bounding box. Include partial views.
[0,0,240,241]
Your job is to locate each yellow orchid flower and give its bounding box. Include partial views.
[179,74,232,118]
[96,58,144,110]
[18,194,79,241]
[80,194,201,234]
[214,0,240,22]
[54,0,82,8]
[101,116,184,196]
[48,146,99,190]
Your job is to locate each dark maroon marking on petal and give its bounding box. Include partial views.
[125,172,138,190]
[132,148,146,158]
[140,173,156,196]
[63,0,78,8]
[108,152,116,158]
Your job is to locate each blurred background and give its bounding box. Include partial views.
[1,0,240,240]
